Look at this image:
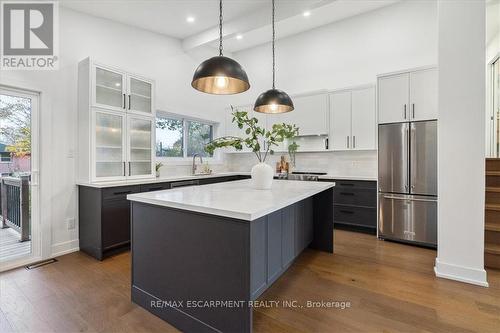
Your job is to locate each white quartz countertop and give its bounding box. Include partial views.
[77,172,375,188]
[127,179,335,221]
[76,172,250,188]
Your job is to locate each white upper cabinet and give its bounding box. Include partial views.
[378,67,437,124]
[330,91,352,150]
[92,63,155,116]
[378,73,409,124]
[78,58,156,183]
[93,66,127,112]
[351,87,376,150]
[409,68,438,121]
[290,93,329,136]
[265,92,329,138]
[329,86,376,151]
[127,76,154,116]
[127,115,154,179]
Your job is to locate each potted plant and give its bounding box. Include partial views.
[205,106,299,189]
[155,162,163,178]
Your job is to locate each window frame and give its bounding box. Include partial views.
[155,111,221,165]
[0,152,12,163]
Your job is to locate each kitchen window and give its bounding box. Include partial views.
[156,113,214,159]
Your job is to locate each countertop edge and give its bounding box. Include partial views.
[127,181,335,221]
[77,173,376,188]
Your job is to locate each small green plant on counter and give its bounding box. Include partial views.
[205,106,299,163]
[155,162,164,172]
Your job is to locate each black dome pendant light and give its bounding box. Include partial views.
[254,0,294,114]
[191,0,250,95]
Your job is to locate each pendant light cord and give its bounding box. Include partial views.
[272,0,276,89]
[219,0,223,56]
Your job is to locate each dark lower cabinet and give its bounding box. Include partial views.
[79,185,140,260]
[329,179,377,234]
[79,175,250,260]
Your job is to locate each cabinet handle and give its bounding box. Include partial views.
[148,187,163,191]
[339,183,355,187]
[113,190,132,195]
[123,94,126,109]
[128,162,131,176]
[123,162,126,176]
[340,210,354,214]
[412,103,415,119]
[347,136,350,148]
[128,95,131,110]
[340,192,355,196]
[353,136,356,148]
[404,104,407,119]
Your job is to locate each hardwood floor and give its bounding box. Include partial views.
[1,230,499,333]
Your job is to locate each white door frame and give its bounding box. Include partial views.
[487,53,500,157]
[0,85,41,271]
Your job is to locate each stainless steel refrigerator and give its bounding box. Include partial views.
[378,121,437,247]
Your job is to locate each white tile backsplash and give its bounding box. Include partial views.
[224,150,377,178]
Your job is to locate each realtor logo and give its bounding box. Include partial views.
[1,1,59,70]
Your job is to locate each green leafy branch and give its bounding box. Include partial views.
[205,106,299,163]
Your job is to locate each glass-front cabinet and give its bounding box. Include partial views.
[94,111,126,179]
[79,58,156,183]
[92,64,154,115]
[127,116,153,178]
[94,67,126,111]
[128,76,153,115]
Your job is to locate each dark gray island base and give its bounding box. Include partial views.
[130,187,333,333]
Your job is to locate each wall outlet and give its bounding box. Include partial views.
[67,218,76,230]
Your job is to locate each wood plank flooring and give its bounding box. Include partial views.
[0,227,31,262]
[0,230,499,333]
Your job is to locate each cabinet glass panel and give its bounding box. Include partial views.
[95,112,124,177]
[129,78,152,114]
[95,67,124,109]
[129,117,152,176]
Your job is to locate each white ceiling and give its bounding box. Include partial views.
[60,0,400,52]
[60,0,268,39]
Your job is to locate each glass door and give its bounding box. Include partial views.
[128,116,153,178]
[94,110,126,180]
[0,86,40,271]
[127,76,153,115]
[94,66,126,111]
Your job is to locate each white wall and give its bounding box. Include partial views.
[0,7,235,258]
[435,0,488,286]
[224,0,437,172]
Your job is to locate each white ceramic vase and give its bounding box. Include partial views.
[251,162,274,189]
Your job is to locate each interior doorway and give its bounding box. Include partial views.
[0,86,40,270]
[489,56,500,157]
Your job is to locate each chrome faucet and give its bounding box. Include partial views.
[192,154,203,175]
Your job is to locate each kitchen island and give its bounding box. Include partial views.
[127,179,334,333]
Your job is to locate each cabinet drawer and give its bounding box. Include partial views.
[334,188,376,207]
[102,185,140,201]
[334,179,376,189]
[140,182,171,192]
[334,205,376,228]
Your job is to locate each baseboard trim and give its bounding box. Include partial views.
[51,239,79,257]
[434,258,489,287]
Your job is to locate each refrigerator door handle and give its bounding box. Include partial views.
[408,197,437,203]
[383,195,408,200]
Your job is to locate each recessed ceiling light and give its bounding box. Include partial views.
[186,16,195,23]
[303,11,311,17]
[236,34,243,40]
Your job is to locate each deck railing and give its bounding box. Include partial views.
[0,176,30,242]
